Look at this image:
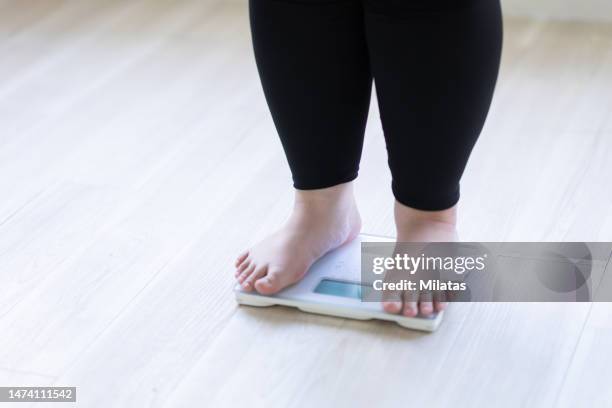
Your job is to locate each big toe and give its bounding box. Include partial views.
[254,267,300,295]
[382,290,402,314]
[254,272,282,295]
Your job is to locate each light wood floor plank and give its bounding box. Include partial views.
[555,300,612,407]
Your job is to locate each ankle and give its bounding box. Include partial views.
[293,182,355,212]
[394,200,457,229]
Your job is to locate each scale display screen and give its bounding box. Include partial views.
[314,278,368,299]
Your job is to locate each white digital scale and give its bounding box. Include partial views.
[234,234,444,332]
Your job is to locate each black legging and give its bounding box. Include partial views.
[250,0,503,211]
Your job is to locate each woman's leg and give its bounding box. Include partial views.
[363,0,503,315]
[236,0,372,294]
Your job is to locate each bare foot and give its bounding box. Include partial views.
[235,182,361,295]
[382,201,458,317]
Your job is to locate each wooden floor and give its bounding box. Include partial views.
[1,1,612,407]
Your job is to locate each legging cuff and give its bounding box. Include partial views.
[292,170,358,190]
[392,183,460,211]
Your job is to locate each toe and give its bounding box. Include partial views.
[243,265,268,291]
[402,290,419,317]
[235,258,251,278]
[419,302,434,316]
[419,292,434,316]
[240,264,256,291]
[254,272,280,295]
[237,261,254,283]
[235,251,249,268]
[402,301,418,317]
[382,289,402,314]
[433,291,447,312]
[383,301,402,314]
[254,267,298,295]
[434,302,448,312]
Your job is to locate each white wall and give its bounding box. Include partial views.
[502,0,612,22]
[227,0,612,23]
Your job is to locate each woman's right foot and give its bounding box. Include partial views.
[234,182,361,295]
[382,201,458,317]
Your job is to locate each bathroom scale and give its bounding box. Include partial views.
[234,234,444,332]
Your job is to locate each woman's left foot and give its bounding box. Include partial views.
[382,201,458,317]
